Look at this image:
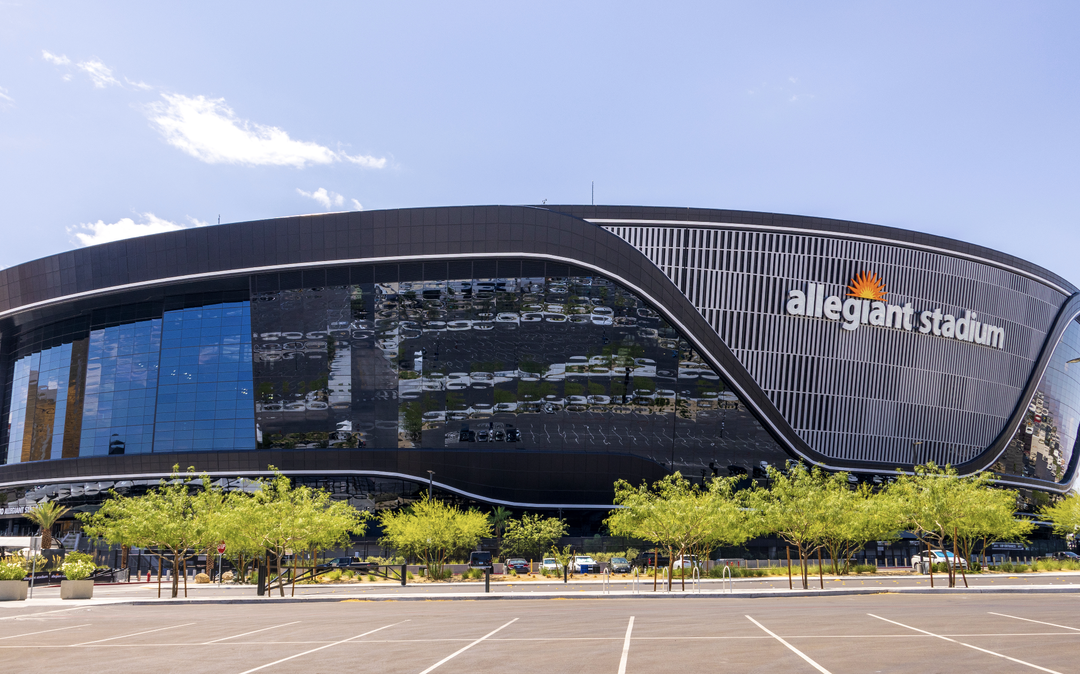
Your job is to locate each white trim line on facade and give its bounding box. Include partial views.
[1,250,1070,494]
[0,469,614,510]
[587,218,1073,297]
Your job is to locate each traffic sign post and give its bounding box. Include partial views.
[216,542,226,584]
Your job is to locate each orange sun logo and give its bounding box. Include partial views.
[846,271,887,301]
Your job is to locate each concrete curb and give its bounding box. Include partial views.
[10,584,1080,608]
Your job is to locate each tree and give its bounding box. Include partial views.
[892,463,1018,588]
[378,496,491,579]
[500,514,567,561]
[1041,492,1080,541]
[80,466,224,598]
[488,506,512,551]
[607,473,753,591]
[217,470,368,595]
[743,463,842,589]
[817,483,905,575]
[25,501,70,549]
[957,485,1033,569]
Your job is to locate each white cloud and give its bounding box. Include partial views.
[297,187,345,210]
[42,50,70,65]
[124,77,153,91]
[0,86,11,107]
[76,59,119,88]
[351,199,363,211]
[147,93,386,169]
[68,213,205,246]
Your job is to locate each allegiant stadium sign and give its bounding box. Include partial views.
[785,271,1005,349]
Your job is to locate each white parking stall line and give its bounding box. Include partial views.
[0,607,89,621]
[745,616,833,674]
[237,620,406,674]
[988,612,1080,632]
[417,618,519,674]
[71,622,198,646]
[868,614,1063,674]
[0,624,89,641]
[617,616,634,674]
[203,621,301,644]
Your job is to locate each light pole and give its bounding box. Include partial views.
[427,470,435,499]
[911,441,924,469]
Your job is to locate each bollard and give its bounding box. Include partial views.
[484,567,491,593]
[564,565,568,584]
[401,563,407,586]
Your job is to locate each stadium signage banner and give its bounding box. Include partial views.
[785,272,1005,349]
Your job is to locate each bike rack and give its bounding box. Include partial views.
[692,565,701,593]
[722,564,733,594]
[631,567,640,594]
[602,567,611,594]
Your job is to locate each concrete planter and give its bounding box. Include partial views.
[0,580,28,601]
[60,579,94,600]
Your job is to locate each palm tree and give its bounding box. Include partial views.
[25,501,70,549]
[489,506,512,551]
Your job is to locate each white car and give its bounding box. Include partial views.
[572,555,600,573]
[541,558,562,572]
[912,550,967,570]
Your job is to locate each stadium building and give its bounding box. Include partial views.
[1,205,1078,529]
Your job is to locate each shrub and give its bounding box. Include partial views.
[322,569,342,582]
[341,570,355,580]
[367,573,377,582]
[61,552,99,581]
[0,556,27,581]
[849,564,877,574]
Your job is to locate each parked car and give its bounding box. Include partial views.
[469,551,493,569]
[912,550,967,570]
[632,551,671,569]
[1044,551,1080,561]
[608,557,632,574]
[573,555,600,574]
[327,557,378,572]
[505,557,530,573]
[540,557,562,572]
[672,555,701,569]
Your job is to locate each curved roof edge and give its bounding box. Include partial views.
[540,205,1078,296]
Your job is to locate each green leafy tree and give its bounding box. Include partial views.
[217,470,368,595]
[818,483,905,575]
[892,463,1011,587]
[1041,492,1080,541]
[744,463,842,589]
[378,496,491,579]
[957,484,1033,568]
[500,514,568,561]
[607,473,753,591]
[488,506,512,551]
[79,466,224,598]
[25,501,70,549]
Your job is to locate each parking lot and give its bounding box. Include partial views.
[3,593,1080,673]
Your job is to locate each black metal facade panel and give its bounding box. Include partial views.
[0,449,667,507]
[542,205,1077,296]
[601,223,1070,473]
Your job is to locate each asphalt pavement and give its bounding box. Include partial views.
[3,591,1080,673]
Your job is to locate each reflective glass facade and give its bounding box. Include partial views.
[250,271,788,475]
[994,317,1080,483]
[3,301,255,462]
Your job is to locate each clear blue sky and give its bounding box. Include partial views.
[1,1,1077,286]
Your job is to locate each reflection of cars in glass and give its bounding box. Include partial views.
[477,430,490,442]
[458,426,475,442]
[506,426,521,442]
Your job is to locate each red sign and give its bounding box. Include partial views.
[217,543,227,554]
